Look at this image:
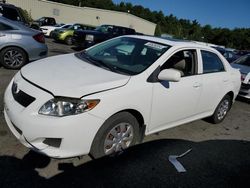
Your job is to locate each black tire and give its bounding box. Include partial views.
[210,95,232,124]
[0,47,28,69]
[90,112,140,159]
[65,36,73,45]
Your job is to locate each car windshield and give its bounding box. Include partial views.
[76,37,170,75]
[95,25,112,33]
[233,55,250,66]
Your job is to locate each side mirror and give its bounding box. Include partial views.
[158,69,181,82]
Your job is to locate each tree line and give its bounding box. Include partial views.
[49,0,250,50]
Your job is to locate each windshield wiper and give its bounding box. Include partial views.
[89,57,116,72]
[79,52,115,72]
[77,52,131,75]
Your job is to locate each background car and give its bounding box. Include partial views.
[30,17,56,30]
[41,23,72,37]
[0,17,47,69]
[231,54,250,99]
[0,2,28,25]
[73,24,136,49]
[213,46,240,63]
[51,23,95,45]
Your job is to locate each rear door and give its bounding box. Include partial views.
[196,50,230,113]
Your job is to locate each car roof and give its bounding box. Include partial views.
[128,35,215,50]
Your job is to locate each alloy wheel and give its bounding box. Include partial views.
[4,50,24,68]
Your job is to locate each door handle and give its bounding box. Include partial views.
[193,83,202,88]
[223,79,229,83]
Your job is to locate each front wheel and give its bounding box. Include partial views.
[90,112,140,159]
[210,95,232,124]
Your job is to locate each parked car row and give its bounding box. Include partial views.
[48,23,136,48]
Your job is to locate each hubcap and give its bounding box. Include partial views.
[4,50,24,68]
[217,99,229,120]
[104,123,134,155]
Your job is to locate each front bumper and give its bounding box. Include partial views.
[4,72,104,158]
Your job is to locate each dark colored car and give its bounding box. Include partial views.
[0,3,28,25]
[213,47,239,63]
[73,24,136,49]
[31,17,56,30]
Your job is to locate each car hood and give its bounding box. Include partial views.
[231,63,250,75]
[21,54,130,98]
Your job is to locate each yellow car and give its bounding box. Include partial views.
[51,23,95,45]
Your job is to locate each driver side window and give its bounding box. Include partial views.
[161,49,197,77]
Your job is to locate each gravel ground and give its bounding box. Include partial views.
[0,38,249,188]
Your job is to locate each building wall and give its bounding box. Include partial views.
[6,0,156,35]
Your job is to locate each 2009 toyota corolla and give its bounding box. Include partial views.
[4,36,241,158]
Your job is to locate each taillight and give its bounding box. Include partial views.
[33,33,45,43]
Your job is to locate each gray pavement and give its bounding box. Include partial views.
[0,38,249,187]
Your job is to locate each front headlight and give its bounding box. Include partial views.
[39,98,100,117]
[85,34,94,41]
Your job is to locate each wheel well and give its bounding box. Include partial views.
[116,109,146,142]
[0,46,29,61]
[226,91,234,101]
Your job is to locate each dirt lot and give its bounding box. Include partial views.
[0,39,250,188]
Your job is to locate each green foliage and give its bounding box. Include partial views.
[48,0,250,50]
[19,8,33,23]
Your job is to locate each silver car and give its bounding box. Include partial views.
[231,54,250,99]
[0,17,48,69]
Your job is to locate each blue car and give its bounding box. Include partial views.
[0,17,48,69]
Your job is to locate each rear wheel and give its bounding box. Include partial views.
[65,36,73,45]
[0,47,27,69]
[90,112,140,159]
[210,95,232,124]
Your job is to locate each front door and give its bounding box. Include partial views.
[149,49,202,133]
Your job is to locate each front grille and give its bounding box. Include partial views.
[12,82,36,107]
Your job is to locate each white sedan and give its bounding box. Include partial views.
[40,23,72,37]
[4,36,241,158]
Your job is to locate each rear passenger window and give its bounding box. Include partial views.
[201,51,225,73]
[0,22,14,31]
